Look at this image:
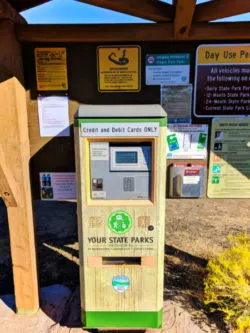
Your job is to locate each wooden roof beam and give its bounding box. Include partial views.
[0,0,26,23]
[8,0,51,13]
[75,0,174,22]
[194,0,250,22]
[173,0,196,39]
[16,22,250,42]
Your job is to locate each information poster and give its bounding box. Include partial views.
[195,44,250,117]
[97,45,140,92]
[166,124,208,159]
[37,96,70,137]
[35,48,68,91]
[161,85,192,123]
[208,117,250,198]
[146,53,190,86]
[40,173,76,200]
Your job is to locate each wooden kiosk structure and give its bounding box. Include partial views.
[0,0,250,314]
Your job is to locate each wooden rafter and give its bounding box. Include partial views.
[8,0,51,12]
[194,0,250,22]
[173,0,196,39]
[16,22,250,42]
[75,0,173,22]
[0,0,26,23]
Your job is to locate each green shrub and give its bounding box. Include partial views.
[204,232,250,333]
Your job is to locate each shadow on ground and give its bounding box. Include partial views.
[164,245,228,332]
[0,200,235,331]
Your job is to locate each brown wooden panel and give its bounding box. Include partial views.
[0,0,26,23]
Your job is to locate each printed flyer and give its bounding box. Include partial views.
[40,172,76,200]
[37,96,70,137]
[161,85,192,123]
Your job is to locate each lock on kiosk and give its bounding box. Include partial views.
[74,105,167,329]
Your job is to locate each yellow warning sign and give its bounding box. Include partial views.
[97,45,141,92]
[35,48,68,91]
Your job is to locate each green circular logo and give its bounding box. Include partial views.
[108,211,132,234]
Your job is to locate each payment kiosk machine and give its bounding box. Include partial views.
[74,105,167,329]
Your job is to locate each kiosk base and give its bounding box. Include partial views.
[82,309,163,329]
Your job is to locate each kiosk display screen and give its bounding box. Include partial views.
[115,151,138,164]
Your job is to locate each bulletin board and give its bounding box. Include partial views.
[22,41,250,199]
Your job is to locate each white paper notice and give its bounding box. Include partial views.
[40,172,76,200]
[38,96,70,137]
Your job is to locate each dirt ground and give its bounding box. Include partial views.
[0,198,249,331]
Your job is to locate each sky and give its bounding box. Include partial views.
[21,0,250,24]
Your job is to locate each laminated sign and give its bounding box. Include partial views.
[146,53,190,86]
[208,117,250,198]
[35,48,68,91]
[97,45,141,92]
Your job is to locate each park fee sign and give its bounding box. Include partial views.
[194,44,250,117]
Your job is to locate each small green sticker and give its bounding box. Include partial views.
[212,176,220,184]
[108,211,132,234]
[197,133,207,150]
[167,134,180,151]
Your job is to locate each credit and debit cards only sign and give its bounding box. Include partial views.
[81,123,159,137]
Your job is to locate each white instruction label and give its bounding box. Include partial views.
[183,176,200,185]
[90,142,109,160]
[81,123,159,137]
[92,191,106,199]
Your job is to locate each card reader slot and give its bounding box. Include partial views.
[102,257,141,266]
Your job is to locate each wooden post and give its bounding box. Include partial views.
[0,18,39,314]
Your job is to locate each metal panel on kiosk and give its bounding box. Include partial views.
[169,162,206,198]
[74,105,167,329]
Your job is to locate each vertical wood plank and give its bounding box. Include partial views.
[173,0,196,39]
[0,19,39,314]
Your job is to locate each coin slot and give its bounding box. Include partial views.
[102,257,141,266]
